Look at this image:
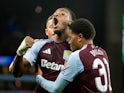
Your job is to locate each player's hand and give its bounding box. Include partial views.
[9,55,20,73]
[9,55,23,77]
[35,64,43,76]
[25,36,35,47]
[9,60,14,73]
[16,36,34,56]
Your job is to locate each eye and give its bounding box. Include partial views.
[61,13,65,16]
[47,25,53,29]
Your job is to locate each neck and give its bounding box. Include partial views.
[80,39,93,49]
[54,33,68,43]
[86,40,93,44]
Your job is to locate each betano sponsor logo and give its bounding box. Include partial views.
[41,59,64,71]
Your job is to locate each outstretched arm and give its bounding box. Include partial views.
[35,64,69,93]
[36,74,69,93]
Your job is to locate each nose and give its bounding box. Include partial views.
[53,13,59,18]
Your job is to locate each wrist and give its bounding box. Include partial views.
[16,38,28,56]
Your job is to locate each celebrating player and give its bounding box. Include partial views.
[36,18,113,93]
[9,7,76,93]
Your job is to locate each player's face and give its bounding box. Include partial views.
[52,8,72,31]
[45,18,55,39]
[67,29,82,51]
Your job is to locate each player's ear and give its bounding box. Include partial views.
[45,29,49,36]
[68,20,73,25]
[78,33,83,41]
[78,33,83,38]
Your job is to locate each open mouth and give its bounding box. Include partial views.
[53,18,58,26]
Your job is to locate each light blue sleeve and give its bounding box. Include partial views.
[36,50,84,93]
[23,39,52,66]
[36,75,69,93]
[60,50,84,82]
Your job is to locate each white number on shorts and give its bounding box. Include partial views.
[92,58,112,92]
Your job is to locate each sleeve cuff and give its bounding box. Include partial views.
[36,75,44,84]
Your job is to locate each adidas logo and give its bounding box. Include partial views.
[42,48,51,54]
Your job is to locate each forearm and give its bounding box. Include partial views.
[9,54,31,77]
[9,36,34,77]
[9,55,23,77]
[36,75,69,93]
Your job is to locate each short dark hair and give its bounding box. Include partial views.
[69,18,96,40]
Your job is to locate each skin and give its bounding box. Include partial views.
[67,28,93,51]
[51,8,73,43]
[45,16,55,39]
[52,8,72,31]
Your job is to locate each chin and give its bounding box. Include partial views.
[71,48,74,52]
[71,47,78,52]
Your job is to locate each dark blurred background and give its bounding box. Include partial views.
[0,0,123,93]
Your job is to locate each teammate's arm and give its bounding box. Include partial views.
[36,74,69,93]
[36,51,84,93]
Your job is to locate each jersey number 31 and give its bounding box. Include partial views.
[92,58,112,92]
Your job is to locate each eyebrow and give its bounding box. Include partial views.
[59,9,69,13]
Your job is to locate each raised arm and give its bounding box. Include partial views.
[9,36,34,77]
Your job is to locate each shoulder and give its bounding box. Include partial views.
[29,39,53,53]
[32,39,53,48]
[68,50,83,67]
[69,50,80,59]
[34,39,53,46]
[68,50,81,64]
